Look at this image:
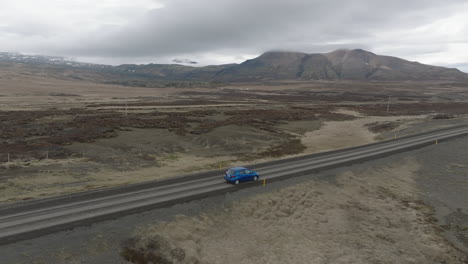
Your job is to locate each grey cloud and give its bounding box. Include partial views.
[2,0,467,67]
[0,22,56,37]
[172,58,198,64]
[57,0,464,60]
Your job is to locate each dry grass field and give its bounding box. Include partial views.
[2,73,468,203]
[122,159,467,264]
[1,71,467,263]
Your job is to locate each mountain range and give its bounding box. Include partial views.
[1,49,467,83]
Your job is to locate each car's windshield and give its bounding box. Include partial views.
[227,169,235,175]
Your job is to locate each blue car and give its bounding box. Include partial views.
[224,167,259,185]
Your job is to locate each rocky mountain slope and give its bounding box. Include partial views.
[1,49,467,83]
[215,49,468,81]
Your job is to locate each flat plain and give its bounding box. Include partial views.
[0,71,467,263]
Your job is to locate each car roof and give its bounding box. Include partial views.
[230,166,248,171]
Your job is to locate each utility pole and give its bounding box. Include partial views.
[386,96,391,113]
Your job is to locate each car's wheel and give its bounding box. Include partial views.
[234,179,240,185]
[253,175,258,181]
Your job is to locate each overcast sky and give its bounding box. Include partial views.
[1,0,467,72]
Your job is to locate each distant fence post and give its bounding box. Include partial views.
[125,97,128,116]
[387,95,391,113]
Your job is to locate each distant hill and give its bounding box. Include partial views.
[215,49,468,81]
[1,49,467,84]
[0,52,108,69]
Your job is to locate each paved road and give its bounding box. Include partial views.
[1,125,468,245]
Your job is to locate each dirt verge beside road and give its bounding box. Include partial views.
[1,133,467,264]
[122,158,467,264]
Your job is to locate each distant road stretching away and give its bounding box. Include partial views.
[1,125,468,245]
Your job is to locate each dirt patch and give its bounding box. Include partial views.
[122,159,467,264]
[243,138,306,160]
[276,120,323,135]
[366,121,400,133]
[347,102,468,116]
[432,113,455,120]
[299,115,426,154]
